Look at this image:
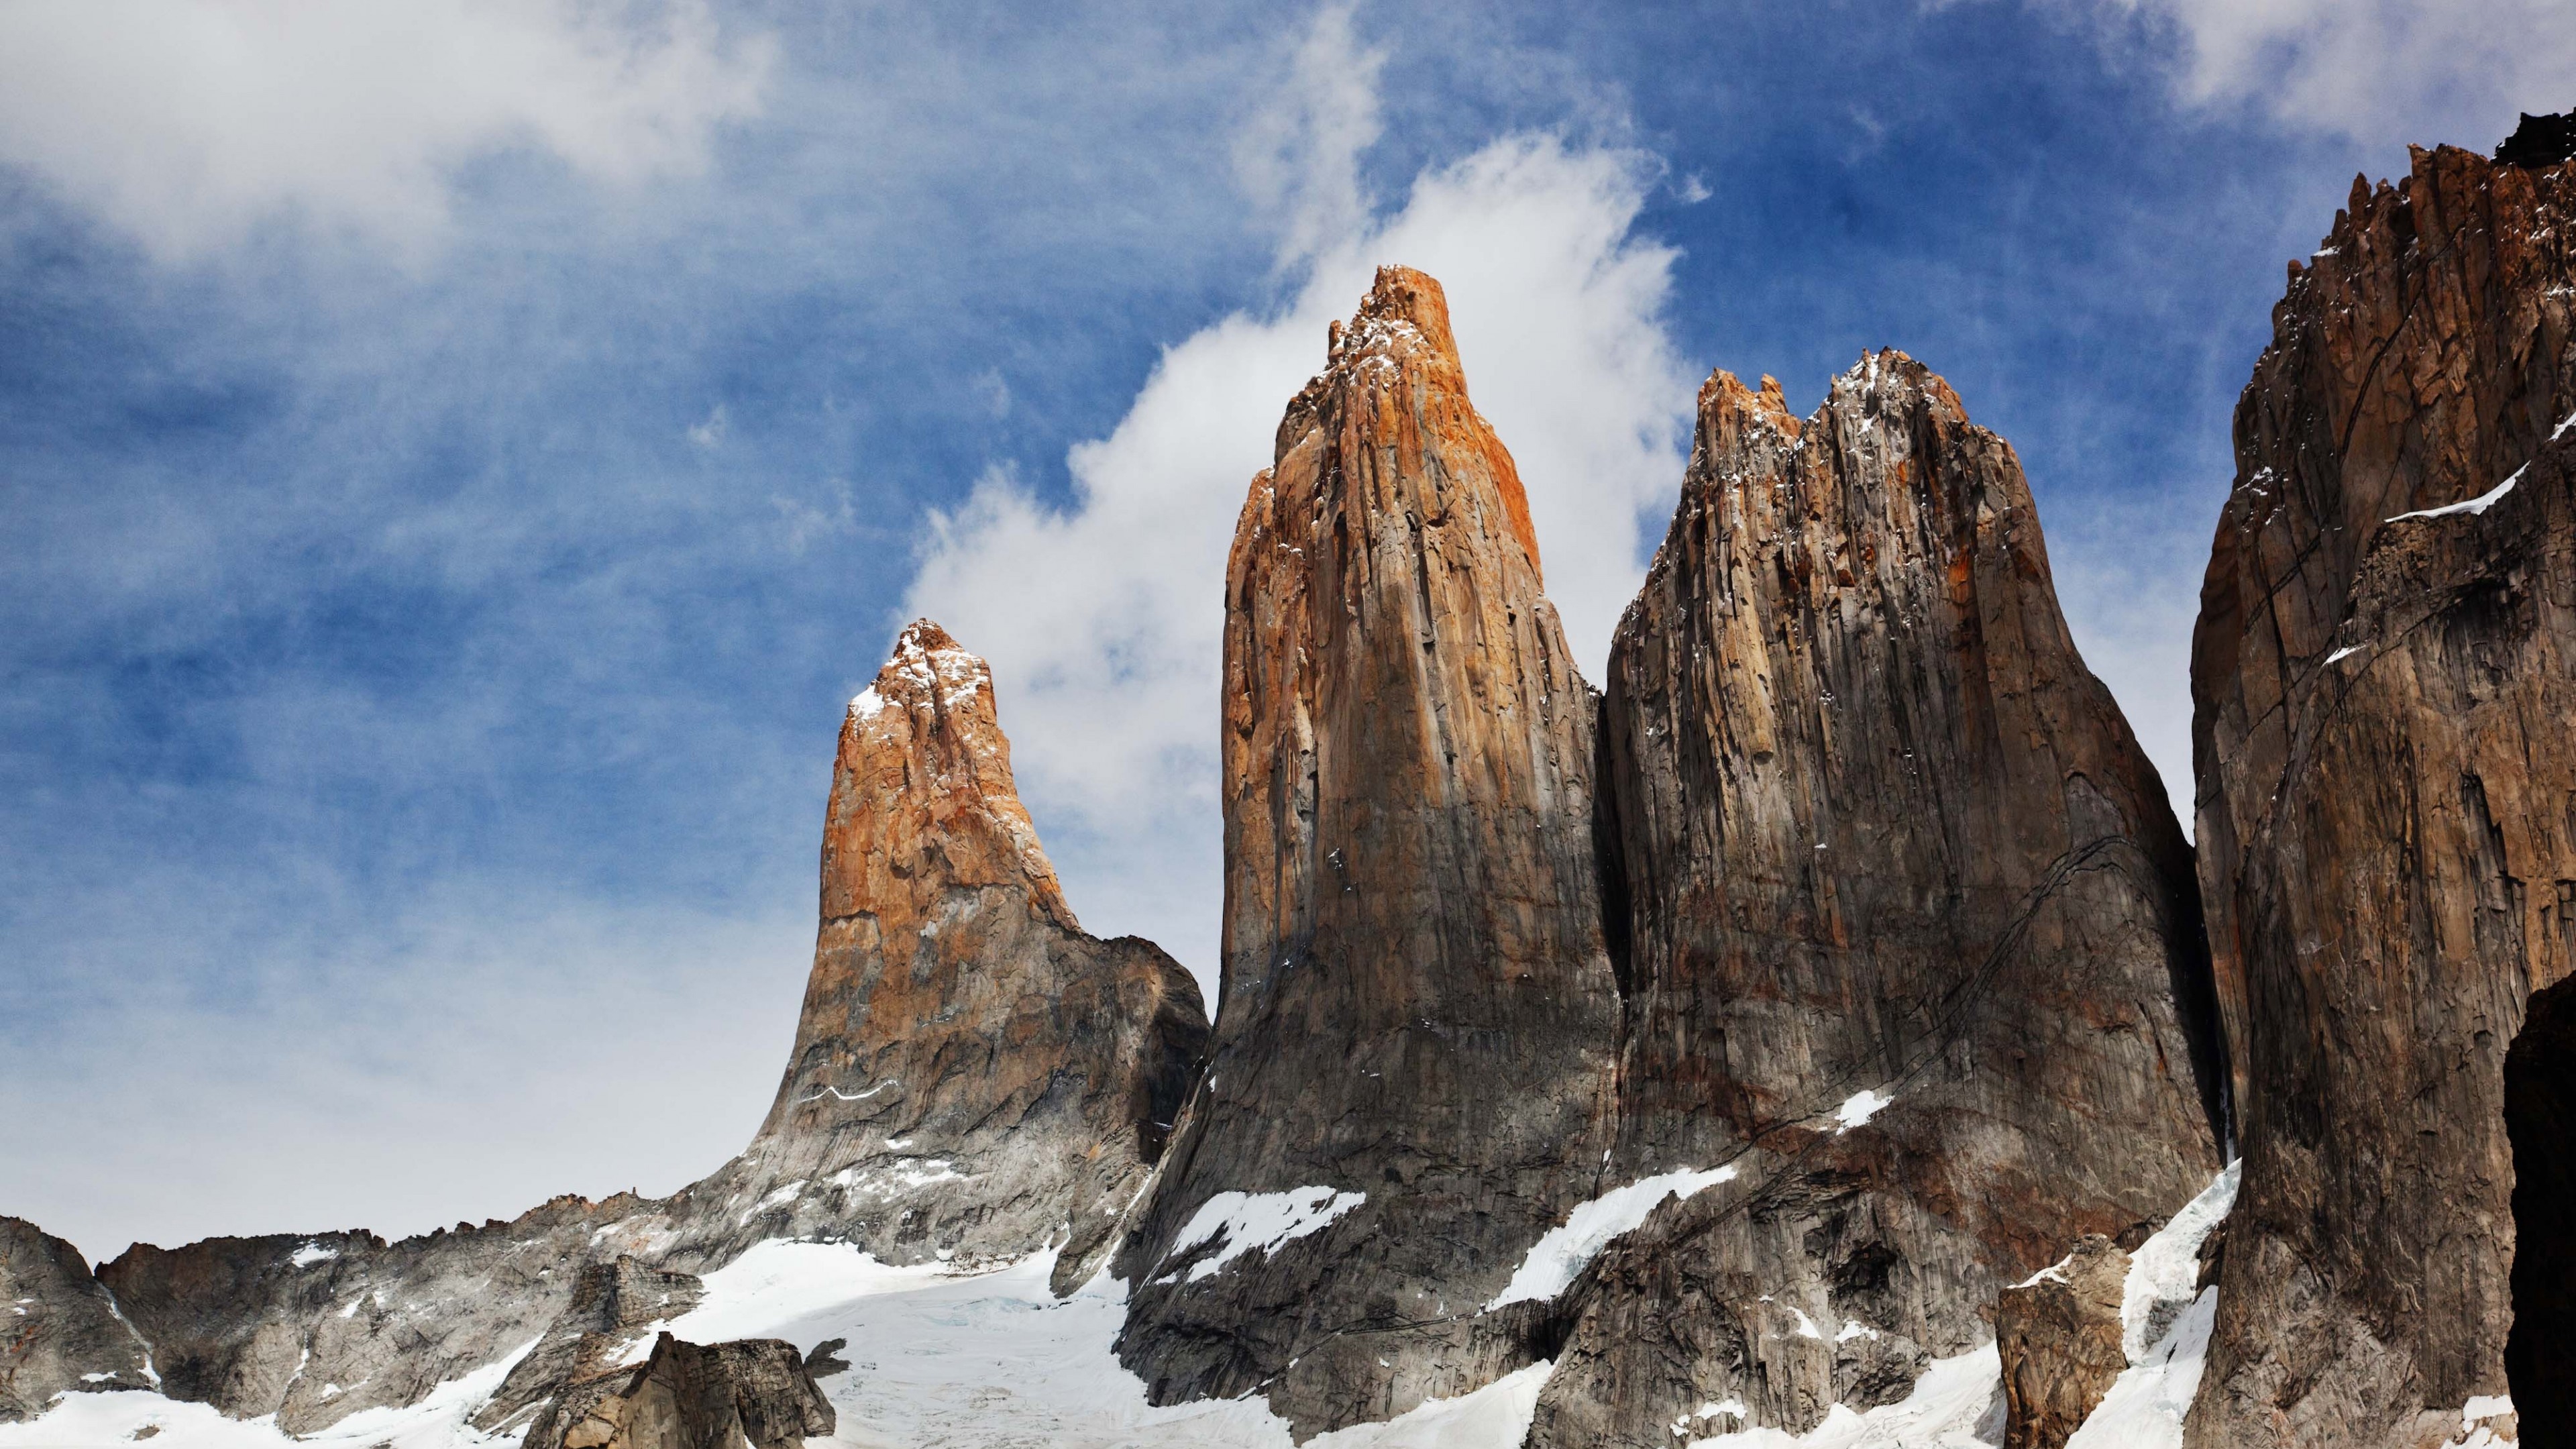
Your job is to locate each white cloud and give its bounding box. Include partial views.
[904,9,1695,982]
[1232,0,1387,269]
[2093,0,2573,147]
[0,0,774,262]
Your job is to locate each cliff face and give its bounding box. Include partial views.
[696,619,1209,1288]
[0,1218,155,1420]
[2186,142,2576,1446]
[1525,357,2224,1446]
[1112,267,1621,1435]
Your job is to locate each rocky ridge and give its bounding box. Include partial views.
[1522,356,2224,1446]
[2186,140,2576,1447]
[1112,266,1622,1436]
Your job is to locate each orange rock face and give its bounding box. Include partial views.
[1113,267,1621,1434]
[718,620,1208,1287]
[2186,145,2576,1446]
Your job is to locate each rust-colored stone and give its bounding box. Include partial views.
[717,620,1209,1288]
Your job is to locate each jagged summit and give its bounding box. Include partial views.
[1284,265,1543,576]
[1529,348,2224,1446]
[804,616,1075,954]
[715,617,1206,1283]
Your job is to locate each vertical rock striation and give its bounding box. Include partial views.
[1528,356,2224,1445]
[691,619,1210,1287]
[2186,142,2576,1446]
[1112,266,1621,1434]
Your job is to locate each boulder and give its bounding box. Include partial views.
[1998,1236,2131,1449]
[476,1256,706,1434]
[525,1333,834,1449]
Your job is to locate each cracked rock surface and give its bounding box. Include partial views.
[2186,142,2576,1448]
[1526,356,2224,1448]
[1997,1236,2129,1449]
[1111,266,1621,1437]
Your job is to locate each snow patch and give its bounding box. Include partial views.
[2387,466,2523,522]
[1833,1089,1893,1132]
[2440,1395,2516,1448]
[1487,1165,1737,1309]
[1680,1343,2002,1448]
[851,686,887,720]
[288,1243,338,1269]
[799,1077,898,1105]
[2324,645,2363,665]
[1158,1187,1366,1285]
[2062,1163,2239,1449]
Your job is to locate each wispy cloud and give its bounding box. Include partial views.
[0,0,773,262]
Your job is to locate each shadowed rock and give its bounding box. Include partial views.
[2498,109,2576,169]
[1112,266,1621,1436]
[2186,141,2576,1446]
[2508,975,2576,1444]
[1527,356,2222,1446]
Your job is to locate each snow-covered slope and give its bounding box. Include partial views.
[0,1240,1551,1449]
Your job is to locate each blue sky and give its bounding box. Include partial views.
[1,0,2560,1259]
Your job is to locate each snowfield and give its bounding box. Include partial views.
[1,1167,2300,1449]
[0,1240,1538,1449]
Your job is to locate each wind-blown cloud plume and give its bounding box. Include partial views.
[0,0,773,260]
[905,9,1696,981]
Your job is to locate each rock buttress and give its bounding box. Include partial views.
[0,1218,155,1420]
[1110,266,1621,1434]
[700,619,1209,1287]
[1527,357,2224,1445]
[2186,143,2576,1447]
